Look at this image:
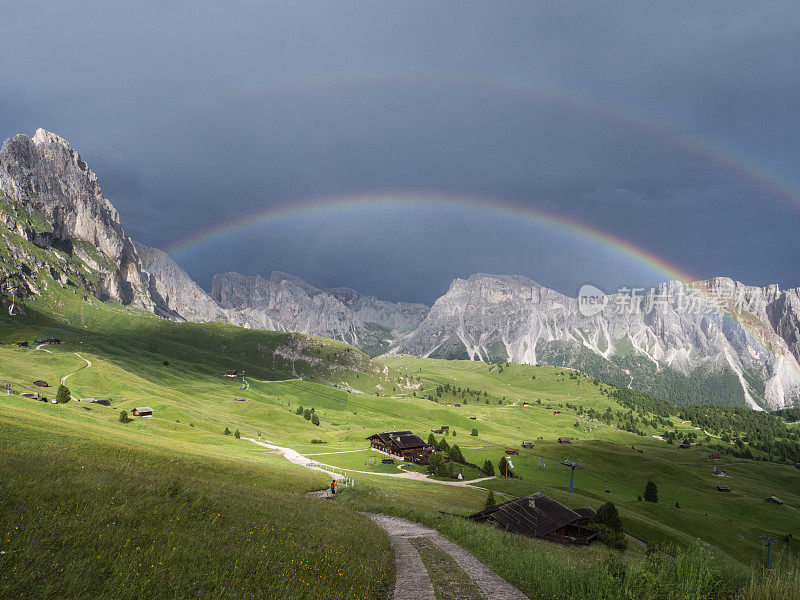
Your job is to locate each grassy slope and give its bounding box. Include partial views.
[377,355,800,562]
[1,274,798,598]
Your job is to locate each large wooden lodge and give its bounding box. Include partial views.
[367,431,429,460]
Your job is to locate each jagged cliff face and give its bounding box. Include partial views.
[211,271,429,355]
[134,242,232,323]
[392,274,800,410]
[0,129,154,309]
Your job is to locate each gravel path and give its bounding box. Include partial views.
[60,352,92,401]
[365,513,529,600]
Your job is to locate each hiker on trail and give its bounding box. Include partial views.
[330,479,336,498]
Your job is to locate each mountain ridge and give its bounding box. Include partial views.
[2,128,799,410]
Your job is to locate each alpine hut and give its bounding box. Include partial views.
[467,492,598,545]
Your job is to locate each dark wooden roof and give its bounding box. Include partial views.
[573,507,596,520]
[366,431,426,449]
[468,492,588,538]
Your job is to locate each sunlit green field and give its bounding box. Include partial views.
[1,282,799,599]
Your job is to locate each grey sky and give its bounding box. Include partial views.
[2,1,799,303]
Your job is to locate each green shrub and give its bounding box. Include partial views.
[448,444,464,463]
[310,439,327,444]
[592,502,622,531]
[596,524,628,552]
[311,414,320,426]
[303,409,312,421]
[224,426,231,435]
[498,456,514,477]
[295,405,304,415]
[428,452,454,478]
[55,384,71,404]
[118,410,129,423]
[471,427,478,436]
[234,429,240,439]
[482,459,495,476]
[644,480,658,503]
[485,490,497,509]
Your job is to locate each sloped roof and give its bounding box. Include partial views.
[468,492,586,537]
[367,431,425,449]
[134,406,153,412]
[574,507,596,520]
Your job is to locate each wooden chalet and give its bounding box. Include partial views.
[505,448,519,455]
[34,338,61,345]
[678,442,691,449]
[132,406,154,417]
[522,441,535,449]
[765,496,784,505]
[708,452,722,461]
[717,485,730,492]
[558,437,572,444]
[468,493,598,545]
[224,370,238,377]
[15,341,28,348]
[367,431,428,459]
[33,380,48,387]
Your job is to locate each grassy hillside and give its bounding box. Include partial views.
[1,279,799,598]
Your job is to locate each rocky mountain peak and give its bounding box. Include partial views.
[0,128,152,308]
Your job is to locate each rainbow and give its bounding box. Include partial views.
[164,191,696,282]
[157,192,781,365]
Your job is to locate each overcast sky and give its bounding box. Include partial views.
[3,1,799,303]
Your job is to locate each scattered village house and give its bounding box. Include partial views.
[367,431,428,461]
[131,406,154,417]
[558,436,572,444]
[522,441,535,449]
[468,492,598,545]
[717,485,730,492]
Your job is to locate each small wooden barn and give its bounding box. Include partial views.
[708,452,722,461]
[522,441,535,449]
[765,496,784,505]
[468,492,598,545]
[132,406,154,417]
[367,431,428,459]
[558,437,572,444]
[717,485,730,492]
[33,380,48,387]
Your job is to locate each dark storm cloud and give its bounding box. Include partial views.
[2,1,799,302]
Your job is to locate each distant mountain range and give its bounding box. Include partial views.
[2,128,799,410]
